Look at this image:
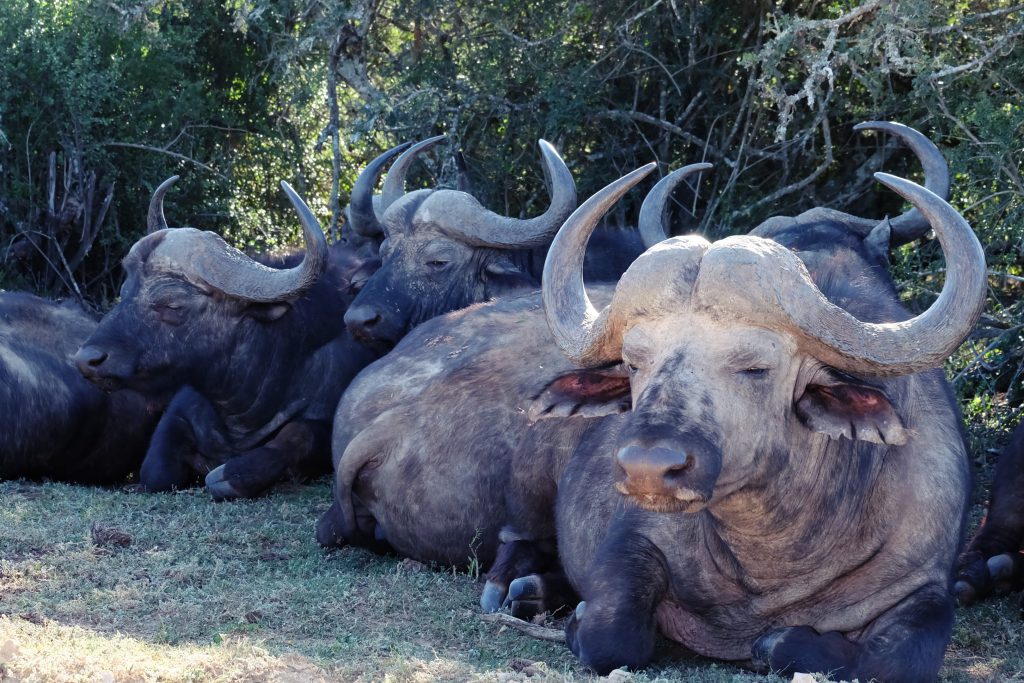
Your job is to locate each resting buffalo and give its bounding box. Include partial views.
[74,178,379,499]
[343,137,647,350]
[1,292,160,483]
[317,122,950,571]
[315,160,714,561]
[536,164,984,680]
[955,416,1024,605]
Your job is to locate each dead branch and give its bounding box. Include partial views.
[478,612,565,643]
[101,142,226,180]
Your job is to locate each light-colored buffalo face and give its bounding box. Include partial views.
[344,137,577,349]
[607,294,911,513]
[539,164,987,514]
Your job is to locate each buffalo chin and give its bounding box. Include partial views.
[615,482,709,513]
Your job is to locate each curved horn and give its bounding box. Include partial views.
[701,174,986,376]
[637,163,713,248]
[426,139,579,249]
[192,181,329,302]
[852,121,950,245]
[147,176,179,234]
[543,163,657,367]
[454,150,473,194]
[380,135,447,213]
[348,142,413,237]
[797,172,986,374]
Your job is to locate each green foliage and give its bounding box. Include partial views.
[0,0,1020,427]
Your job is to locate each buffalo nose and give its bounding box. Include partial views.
[616,445,692,487]
[74,345,109,376]
[344,304,382,333]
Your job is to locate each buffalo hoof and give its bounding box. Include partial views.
[953,580,977,606]
[751,625,856,678]
[988,553,1019,581]
[505,574,545,621]
[316,503,349,548]
[205,465,243,501]
[480,581,506,613]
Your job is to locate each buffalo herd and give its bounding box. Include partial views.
[2,121,1022,681]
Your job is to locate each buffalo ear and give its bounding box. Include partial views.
[246,301,291,322]
[483,256,534,296]
[528,367,632,422]
[795,371,907,445]
[864,217,892,266]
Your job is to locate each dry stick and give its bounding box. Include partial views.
[479,613,565,643]
[952,324,1024,386]
[326,30,344,241]
[102,142,226,180]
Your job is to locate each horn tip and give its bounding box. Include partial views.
[155,175,180,190]
[873,172,926,199]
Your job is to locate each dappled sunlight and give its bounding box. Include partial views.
[0,616,334,683]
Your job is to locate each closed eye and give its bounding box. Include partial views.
[739,367,768,377]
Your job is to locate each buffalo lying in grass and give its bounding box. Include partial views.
[0,291,160,483]
[536,164,982,680]
[75,178,379,499]
[956,416,1024,606]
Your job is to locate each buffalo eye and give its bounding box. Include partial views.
[739,367,769,377]
[156,302,185,326]
[426,259,449,270]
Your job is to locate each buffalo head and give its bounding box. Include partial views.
[344,137,577,349]
[75,179,328,393]
[538,164,986,513]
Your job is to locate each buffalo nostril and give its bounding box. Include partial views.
[344,305,382,331]
[617,445,692,484]
[74,346,109,373]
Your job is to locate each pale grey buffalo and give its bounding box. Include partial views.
[316,123,971,680]
[537,165,984,680]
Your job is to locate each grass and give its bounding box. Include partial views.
[0,433,1022,683]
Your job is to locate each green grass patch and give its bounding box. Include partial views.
[0,468,1021,682]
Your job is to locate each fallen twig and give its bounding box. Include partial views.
[479,612,565,642]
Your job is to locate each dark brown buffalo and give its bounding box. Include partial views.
[74,178,379,499]
[342,137,652,351]
[0,292,160,483]
[536,163,984,680]
[955,416,1024,605]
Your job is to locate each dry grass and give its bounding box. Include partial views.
[0,469,1021,683]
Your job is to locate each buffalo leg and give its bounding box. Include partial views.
[955,419,1024,605]
[564,529,668,674]
[205,419,330,500]
[139,388,217,491]
[481,535,576,617]
[752,582,953,683]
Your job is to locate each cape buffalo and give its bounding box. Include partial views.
[536,164,984,679]
[74,178,379,499]
[342,137,650,350]
[1,292,160,483]
[955,416,1024,605]
[316,123,950,577]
